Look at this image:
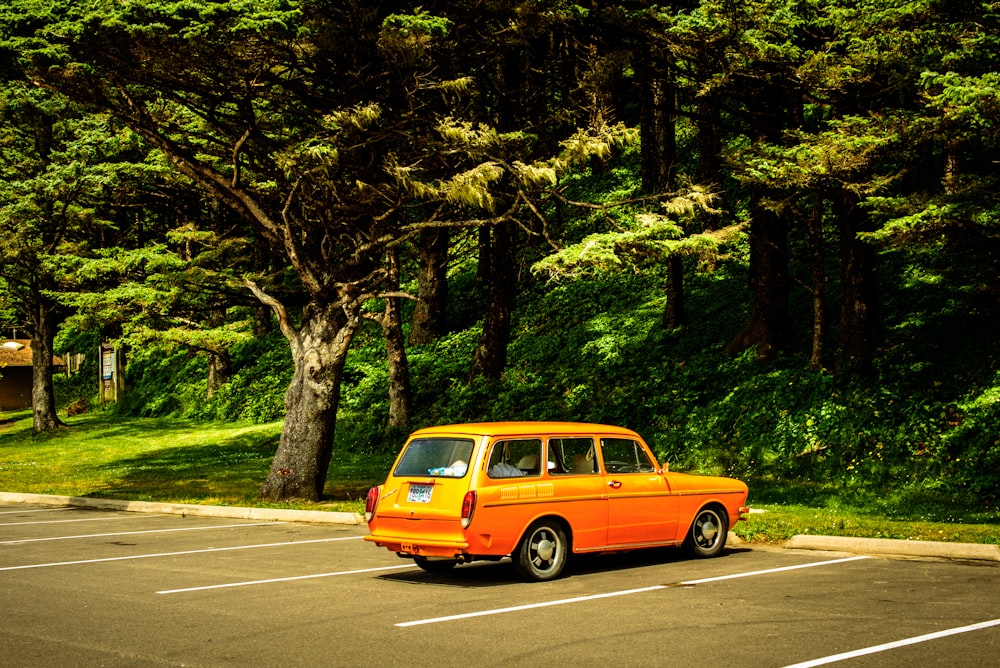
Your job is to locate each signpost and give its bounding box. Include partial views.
[99,341,125,404]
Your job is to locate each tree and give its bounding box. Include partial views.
[3,1,620,499]
[0,84,136,431]
[56,223,260,401]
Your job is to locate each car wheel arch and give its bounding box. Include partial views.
[515,513,573,552]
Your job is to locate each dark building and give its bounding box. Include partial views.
[0,340,65,411]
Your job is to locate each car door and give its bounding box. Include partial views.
[546,436,609,551]
[600,437,678,547]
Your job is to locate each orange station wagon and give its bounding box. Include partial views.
[364,422,750,580]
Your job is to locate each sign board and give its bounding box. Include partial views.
[99,342,125,404]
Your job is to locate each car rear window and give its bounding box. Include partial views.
[394,437,475,478]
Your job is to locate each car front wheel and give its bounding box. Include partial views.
[514,521,568,581]
[685,507,728,558]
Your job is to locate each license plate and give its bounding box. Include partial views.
[407,484,433,503]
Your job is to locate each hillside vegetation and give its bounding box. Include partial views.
[56,182,999,523]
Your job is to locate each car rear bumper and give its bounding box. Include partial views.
[364,532,470,558]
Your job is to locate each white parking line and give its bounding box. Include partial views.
[397,585,666,627]
[0,535,364,571]
[156,564,414,594]
[0,516,135,527]
[783,618,1000,667]
[678,555,871,585]
[0,507,73,515]
[396,555,870,627]
[0,522,284,545]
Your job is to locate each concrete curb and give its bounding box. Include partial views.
[0,492,365,525]
[785,534,1000,562]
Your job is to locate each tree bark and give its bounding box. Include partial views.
[638,46,685,328]
[727,76,796,361]
[383,248,412,429]
[807,197,827,370]
[206,350,231,398]
[30,295,64,433]
[943,137,961,196]
[250,286,361,501]
[408,228,449,345]
[726,197,791,361]
[834,190,878,376]
[470,222,515,381]
[663,256,686,329]
[696,95,723,191]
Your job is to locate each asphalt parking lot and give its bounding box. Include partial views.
[1,502,998,667]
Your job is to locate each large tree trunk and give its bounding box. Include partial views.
[255,295,360,501]
[638,47,685,329]
[807,197,827,371]
[206,308,231,398]
[206,350,231,398]
[408,228,449,345]
[383,248,412,429]
[470,222,515,381]
[726,197,791,361]
[728,77,796,362]
[834,190,878,376]
[30,295,64,433]
[697,95,723,191]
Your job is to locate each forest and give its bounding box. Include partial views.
[0,1,997,510]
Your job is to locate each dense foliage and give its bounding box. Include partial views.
[3,1,998,509]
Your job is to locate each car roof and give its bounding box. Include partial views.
[407,421,642,439]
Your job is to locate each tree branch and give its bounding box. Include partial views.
[243,278,297,345]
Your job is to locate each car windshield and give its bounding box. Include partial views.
[394,437,475,478]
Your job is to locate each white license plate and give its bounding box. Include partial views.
[407,484,433,503]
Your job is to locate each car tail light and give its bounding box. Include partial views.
[365,486,381,522]
[461,490,476,528]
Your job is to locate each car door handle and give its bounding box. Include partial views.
[607,480,622,489]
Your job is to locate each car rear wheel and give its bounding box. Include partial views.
[685,507,728,558]
[514,521,568,581]
[413,557,458,573]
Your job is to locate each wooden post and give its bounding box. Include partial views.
[99,342,125,404]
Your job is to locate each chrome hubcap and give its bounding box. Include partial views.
[531,530,557,568]
[698,516,718,545]
[535,536,555,562]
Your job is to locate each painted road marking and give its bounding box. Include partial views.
[0,535,364,571]
[783,618,1000,667]
[678,556,871,585]
[396,555,870,627]
[156,564,413,594]
[0,516,136,527]
[0,507,73,515]
[0,522,285,545]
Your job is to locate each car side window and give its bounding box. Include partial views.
[600,438,657,474]
[487,438,543,478]
[548,437,598,475]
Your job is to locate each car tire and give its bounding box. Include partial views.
[413,557,458,573]
[685,506,728,558]
[514,520,568,581]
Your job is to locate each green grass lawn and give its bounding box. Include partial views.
[0,410,386,513]
[1,410,996,544]
[733,505,998,545]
